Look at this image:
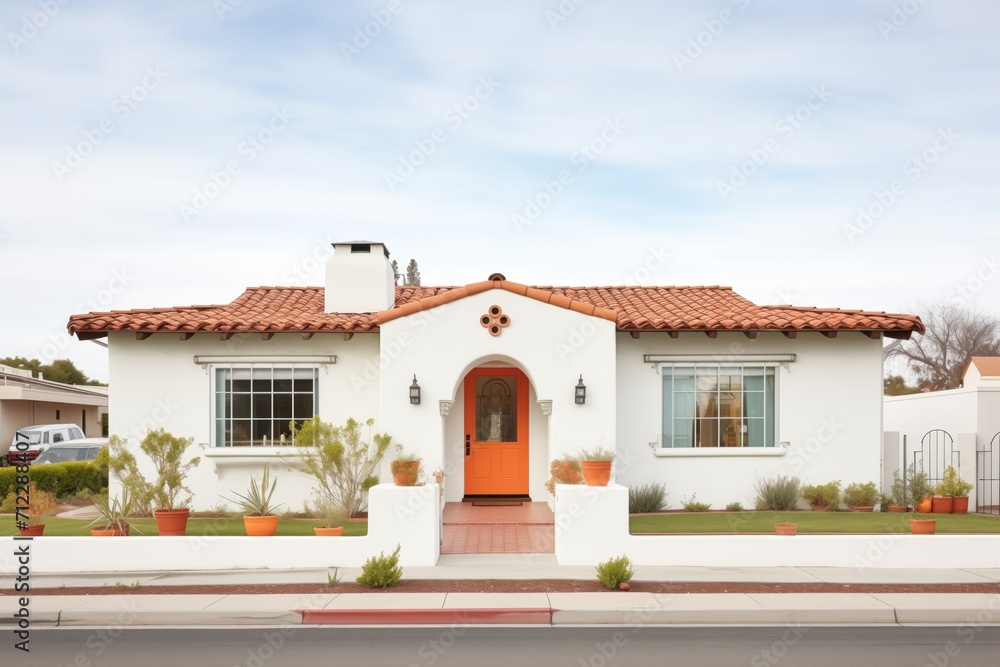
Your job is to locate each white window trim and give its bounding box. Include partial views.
[209,363,321,448]
[658,361,783,451]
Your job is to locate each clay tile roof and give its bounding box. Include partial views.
[67,282,924,339]
[969,357,1000,377]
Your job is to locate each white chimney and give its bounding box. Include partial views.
[324,242,396,313]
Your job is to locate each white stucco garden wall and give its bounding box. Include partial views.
[378,289,617,501]
[3,484,439,572]
[554,485,1000,568]
[107,331,382,511]
[615,332,885,508]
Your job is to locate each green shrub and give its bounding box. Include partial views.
[595,554,634,589]
[628,483,668,513]
[843,481,879,507]
[356,545,403,588]
[290,417,392,517]
[905,464,931,502]
[726,501,744,512]
[681,494,710,512]
[890,469,911,507]
[754,474,801,511]
[802,480,841,510]
[0,462,107,500]
[936,465,973,498]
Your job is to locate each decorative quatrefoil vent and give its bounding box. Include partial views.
[480,305,510,337]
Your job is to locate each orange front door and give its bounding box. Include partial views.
[463,367,529,496]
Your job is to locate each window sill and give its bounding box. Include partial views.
[653,447,787,458]
[203,446,305,466]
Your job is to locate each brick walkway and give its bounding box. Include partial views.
[441,502,555,554]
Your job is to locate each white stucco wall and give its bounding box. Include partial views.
[378,289,617,501]
[554,484,1000,568]
[107,331,381,511]
[615,332,885,508]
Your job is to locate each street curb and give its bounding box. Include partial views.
[296,607,554,625]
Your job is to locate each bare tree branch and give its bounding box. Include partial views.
[886,302,1000,390]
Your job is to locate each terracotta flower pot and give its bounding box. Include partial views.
[243,515,279,536]
[775,523,797,536]
[91,528,123,537]
[952,496,970,514]
[850,505,875,512]
[910,518,936,534]
[931,496,953,514]
[916,497,933,514]
[314,526,344,536]
[391,460,420,486]
[18,524,45,536]
[580,460,612,486]
[154,508,191,536]
[888,505,907,513]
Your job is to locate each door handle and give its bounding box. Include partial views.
[465,435,470,456]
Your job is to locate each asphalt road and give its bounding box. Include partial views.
[6,626,1000,667]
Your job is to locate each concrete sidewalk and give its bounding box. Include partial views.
[4,591,1000,627]
[15,557,1000,588]
[2,562,999,627]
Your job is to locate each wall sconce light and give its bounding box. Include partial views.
[575,375,586,405]
[409,375,421,405]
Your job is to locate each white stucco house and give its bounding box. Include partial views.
[68,241,924,513]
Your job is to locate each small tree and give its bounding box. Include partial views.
[107,429,200,513]
[404,259,421,286]
[290,417,392,518]
[391,259,401,286]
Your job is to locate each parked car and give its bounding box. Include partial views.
[31,437,107,465]
[6,424,85,465]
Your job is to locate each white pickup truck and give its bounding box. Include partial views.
[6,423,85,465]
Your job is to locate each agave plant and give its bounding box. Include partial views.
[224,465,284,516]
[89,488,140,535]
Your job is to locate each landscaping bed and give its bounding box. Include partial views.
[0,516,368,537]
[629,511,1000,534]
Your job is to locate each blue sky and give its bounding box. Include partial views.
[1,0,997,382]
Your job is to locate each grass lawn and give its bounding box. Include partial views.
[0,516,368,537]
[629,511,1000,534]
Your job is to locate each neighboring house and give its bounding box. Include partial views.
[0,364,109,450]
[884,357,1000,513]
[67,242,923,511]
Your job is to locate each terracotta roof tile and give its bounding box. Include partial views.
[67,282,924,339]
[969,357,1000,377]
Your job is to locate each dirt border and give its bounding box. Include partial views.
[8,580,1000,596]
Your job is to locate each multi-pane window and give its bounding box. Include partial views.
[662,365,775,448]
[214,366,318,446]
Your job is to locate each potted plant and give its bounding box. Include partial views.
[876,493,896,512]
[310,493,348,536]
[16,483,58,536]
[843,481,879,512]
[578,446,615,486]
[89,490,137,536]
[390,444,422,486]
[545,456,582,495]
[774,522,797,536]
[223,465,284,536]
[910,501,937,534]
[107,429,201,536]
[888,469,910,512]
[906,464,933,514]
[937,465,974,514]
[801,480,841,511]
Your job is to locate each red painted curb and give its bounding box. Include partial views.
[295,607,554,625]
